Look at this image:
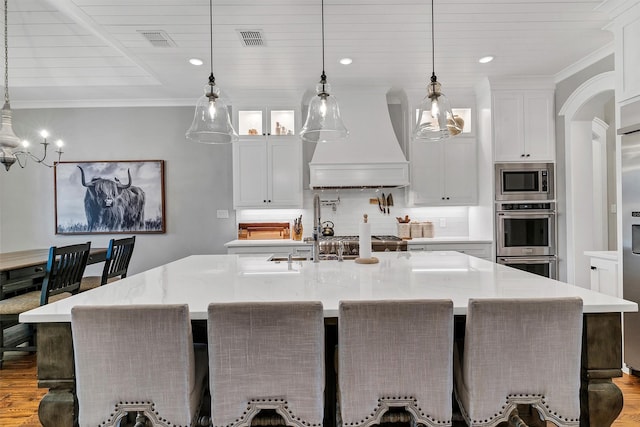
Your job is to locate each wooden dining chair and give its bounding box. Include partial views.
[338,299,454,427]
[0,242,91,368]
[207,301,325,427]
[79,236,136,292]
[454,297,583,427]
[72,304,208,427]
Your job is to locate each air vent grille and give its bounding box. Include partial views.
[138,30,176,48]
[237,30,265,47]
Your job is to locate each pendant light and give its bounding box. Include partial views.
[300,0,348,143]
[0,0,20,170]
[413,0,462,141]
[186,0,238,144]
[0,0,63,171]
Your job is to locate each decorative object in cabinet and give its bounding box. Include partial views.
[410,137,477,205]
[493,90,555,162]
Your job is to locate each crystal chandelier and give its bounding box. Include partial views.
[185,0,238,144]
[300,0,348,143]
[413,0,462,141]
[0,0,63,171]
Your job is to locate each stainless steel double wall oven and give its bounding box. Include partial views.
[495,163,557,279]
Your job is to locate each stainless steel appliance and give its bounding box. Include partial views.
[319,235,407,257]
[495,201,558,279]
[495,163,554,201]
[496,256,557,280]
[496,202,556,257]
[621,130,640,371]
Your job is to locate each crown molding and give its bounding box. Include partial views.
[554,43,615,84]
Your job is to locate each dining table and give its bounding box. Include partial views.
[0,247,108,300]
[19,251,638,427]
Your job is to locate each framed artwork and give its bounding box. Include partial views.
[55,160,166,234]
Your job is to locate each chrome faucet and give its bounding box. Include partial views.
[337,241,345,262]
[312,193,321,263]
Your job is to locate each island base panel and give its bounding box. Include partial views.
[580,313,624,427]
[37,323,77,427]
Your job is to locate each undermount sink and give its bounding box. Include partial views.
[268,254,358,262]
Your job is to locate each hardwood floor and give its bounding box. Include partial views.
[2,351,640,427]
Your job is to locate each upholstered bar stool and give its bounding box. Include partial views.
[338,299,454,427]
[79,236,136,292]
[454,297,583,427]
[71,304,208,427]
[207,301,325,427]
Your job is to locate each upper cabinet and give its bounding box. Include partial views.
[493,90,555,162]
[237,107,296,138]
[410,137,478,206]
[232,106,303,208]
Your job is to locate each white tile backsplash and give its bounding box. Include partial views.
[236,189,469,239]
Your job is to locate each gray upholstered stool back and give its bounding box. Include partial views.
[338,299,454,427]
[454,297,583,427]
[71,304,207,427]
[208,301,325,427]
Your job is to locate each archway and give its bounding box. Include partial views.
[559,71,615,287]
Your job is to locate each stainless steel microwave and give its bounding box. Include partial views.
[495,162,554,201]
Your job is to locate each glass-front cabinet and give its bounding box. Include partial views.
[236,108,296,137]
[232,106,302,208]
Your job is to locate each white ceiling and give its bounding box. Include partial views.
[3,0,614,107]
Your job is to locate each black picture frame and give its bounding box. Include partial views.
[54,160,166,234]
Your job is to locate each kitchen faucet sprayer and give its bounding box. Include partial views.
[313,193,321,263]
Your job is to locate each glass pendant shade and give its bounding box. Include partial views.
[300,80,349,143]
[186,83,238,144]
[413,79,461,141]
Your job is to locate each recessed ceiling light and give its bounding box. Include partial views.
[189,58,204,66]
[339,58,353,65]
[479,56,494,64]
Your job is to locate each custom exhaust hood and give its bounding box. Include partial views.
[307,87,409,189]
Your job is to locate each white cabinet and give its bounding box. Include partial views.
[233,138,302,208]
[408,241,492,260]
[233,106,302,208]
[586,252,619,297]
[410,138,477,205]
[493,90,555,162]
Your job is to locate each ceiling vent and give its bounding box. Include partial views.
[237,30,265,47]
[138,30,176,48]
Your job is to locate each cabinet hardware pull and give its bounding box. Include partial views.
[591,266,597,270]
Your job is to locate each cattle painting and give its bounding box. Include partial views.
[78,166,146,231]
[54,161,165,234]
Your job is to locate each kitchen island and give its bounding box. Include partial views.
[20,251,637,427]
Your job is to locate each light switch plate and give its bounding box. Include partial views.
[216,209,229,219]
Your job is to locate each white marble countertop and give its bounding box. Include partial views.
[407,237,493,244]
[20,251,636,323]
[584,251,619,261]
[225,239,311,247]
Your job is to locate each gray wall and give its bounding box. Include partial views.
[0,106,237,275]
[554,54,615,281]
